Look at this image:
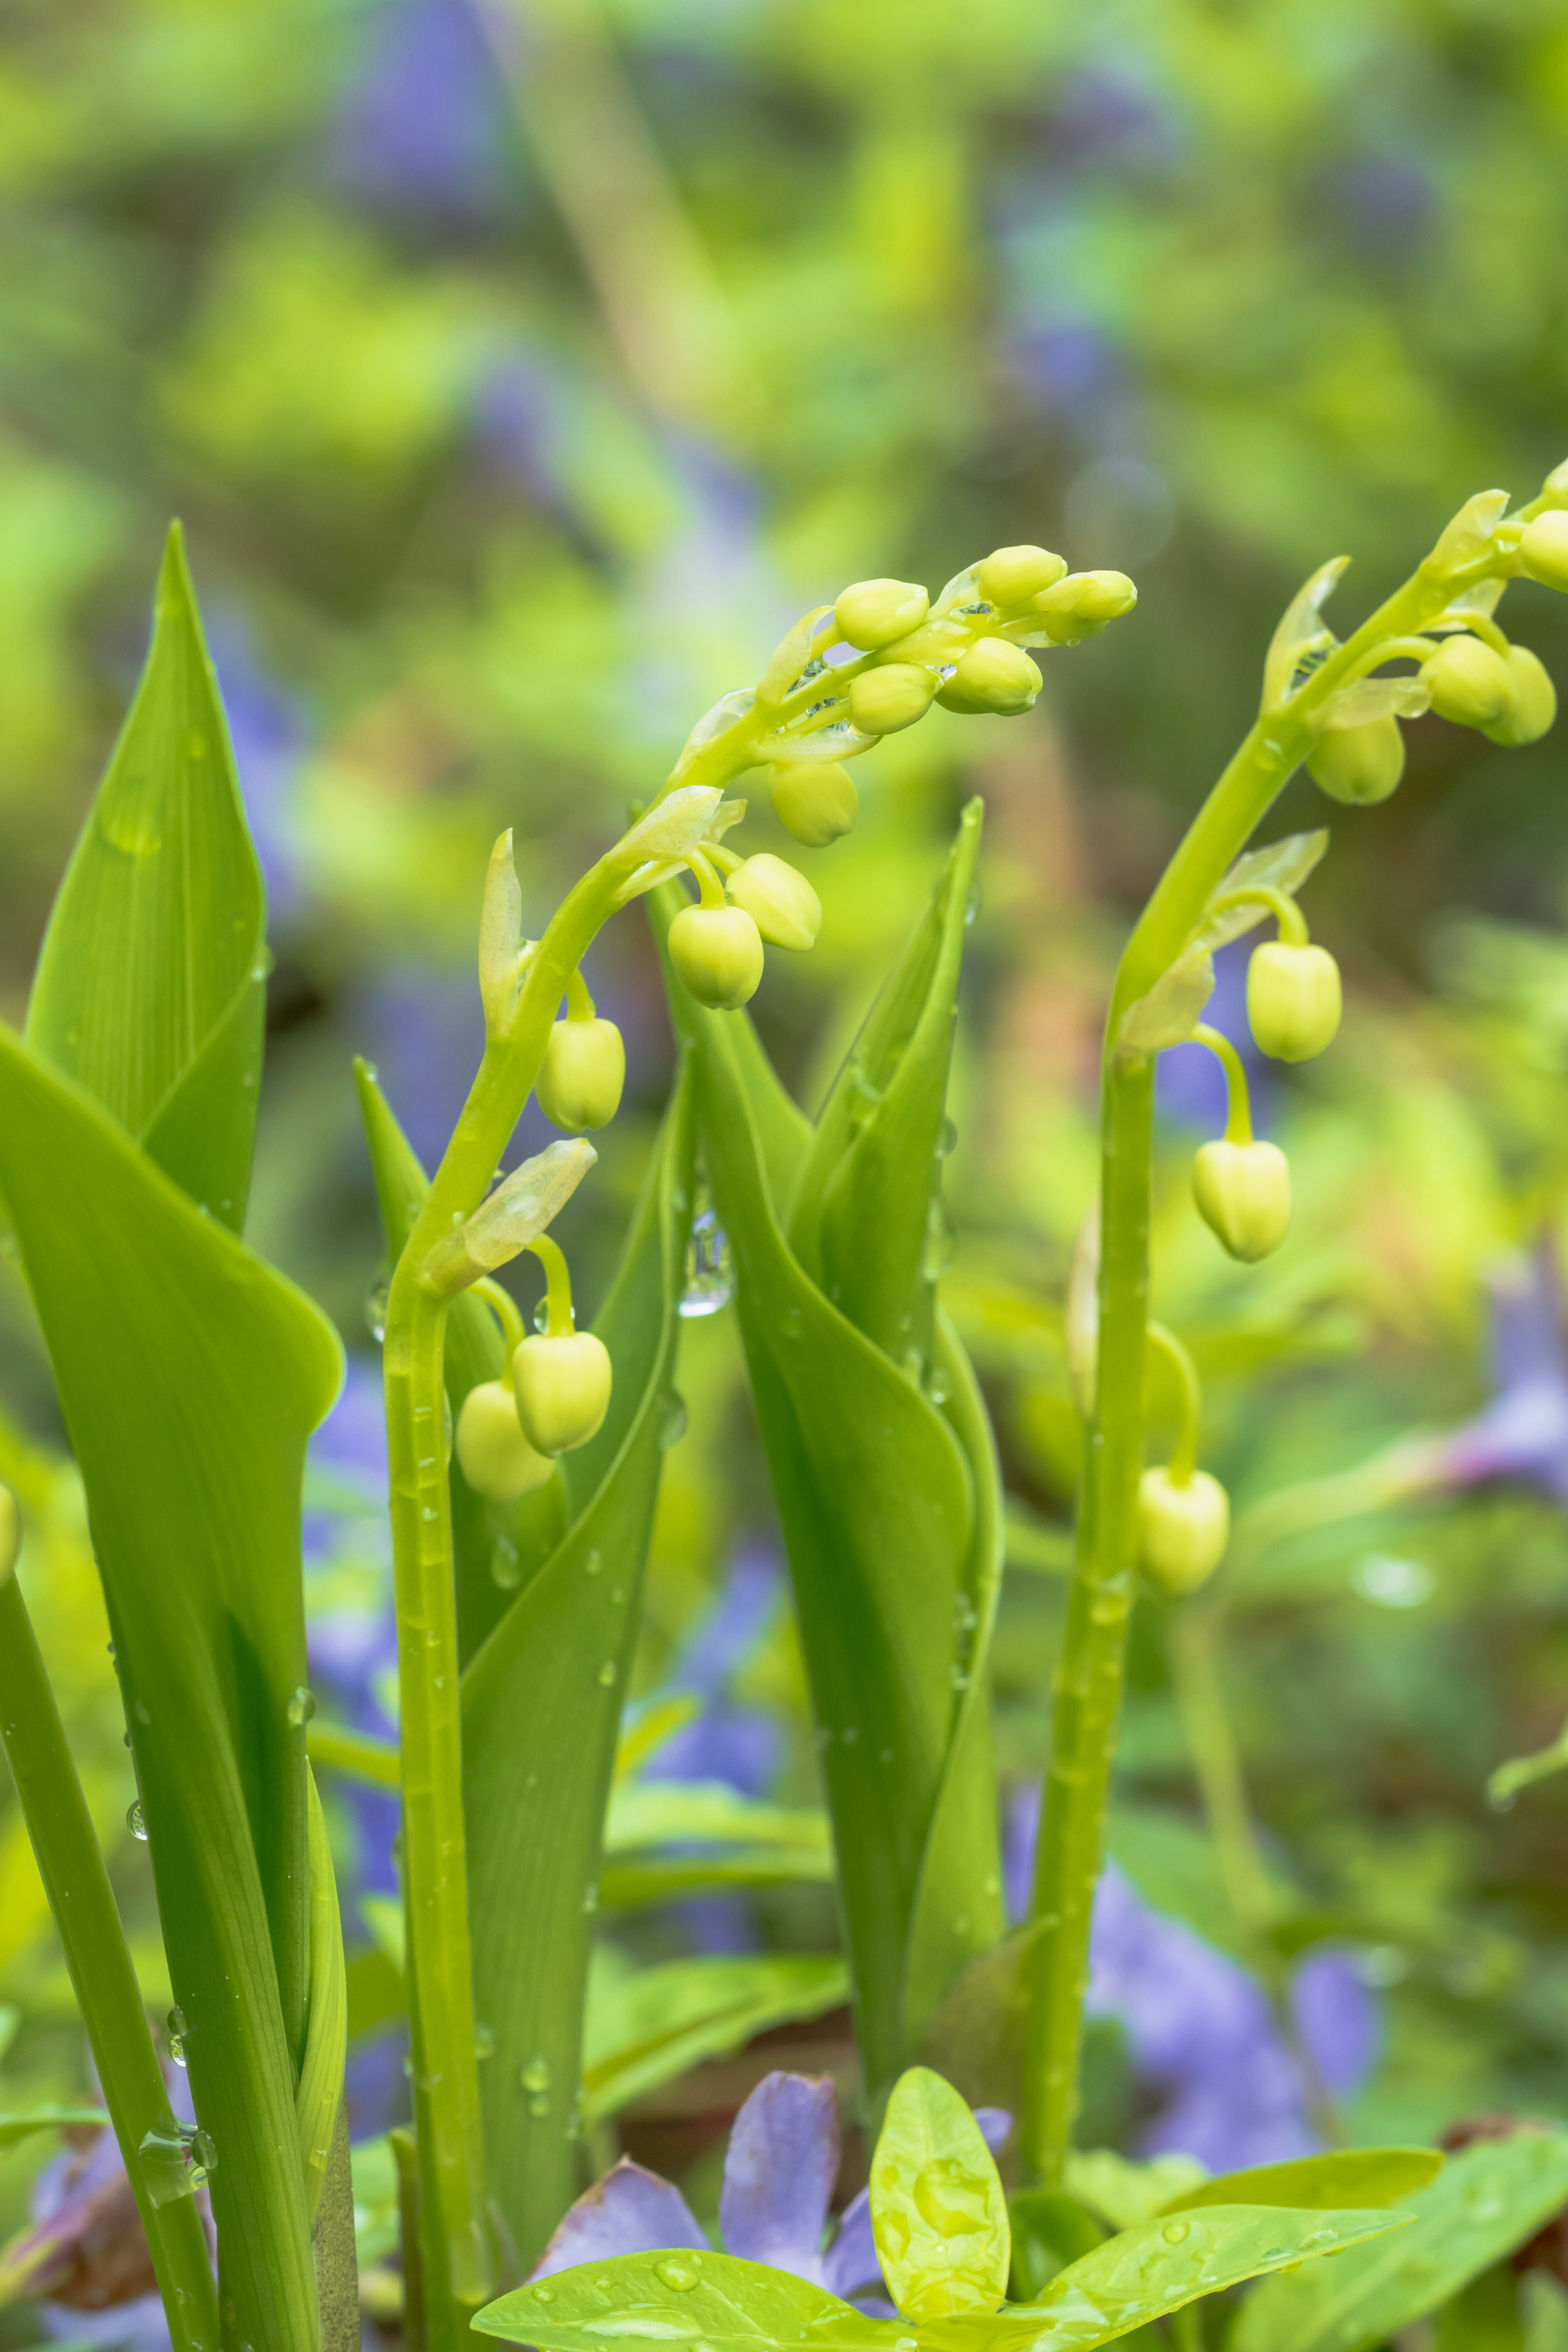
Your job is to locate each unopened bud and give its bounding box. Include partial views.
[1422,635,1514,728]
[536,1017,626,1133]
[976,545,1068,608]
[848,662,938,735]
[456,1381,554,1502]
[0,1484,18,1582]
[1520,510,1568,591]
[1484,646,1557,747]
[1138,1468,1229,1596]
[668,903,765,1009]
[1306,715,1405,806]
[724,854,820,951]
[768,761,858,846]
[512,1332,613,1457]
[1192,1138,1290,1263]
[1033,570,1137,644]
[1247,942,1342,1064]
[834,578,930,652]
[941,637,1040,717]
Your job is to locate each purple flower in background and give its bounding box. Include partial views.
[646,1546,784,1800]
[1399,1242,1568,1506]
[333,0,517,218]
[532,2071,1010,2312]
[207,621,310,927]
[1156,941,1272,1138]
[1004,1788,1378,2171]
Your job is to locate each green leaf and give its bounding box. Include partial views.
[925,2205,1407,2352]
[1007,2192,1104,2301]
[581,1953,849,2125]
[870,2067,1009,2321]
[653,829,1004,2101]
[1160,2148,1443,2216]
[0,1022,342,2352]
[24,525,265,1234]
[474,2249,909,2350]
[1231,2131,1568,2352]
[1065,2151,1210,2232]
[462,1078,695,2265]
[915,1922,1044,2117]
[0,2107,109,2149]
[1189,829,1330,955]
[605,1781,829,1853]
[598,1847,833,1909]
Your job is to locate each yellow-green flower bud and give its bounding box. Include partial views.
[668,904,765,1009]
[0,1483,18,1582]
[1520,510,1568,592]
[724,853,820,951]
[512,1331,613,1457]
[536,1016,626,1132]
[1422,635,1514,728]
[455,1380,554,1501]
[1138,1468,1229,1596]
[769,760,858,846]
[834,577,929,651]
[1033,569,1138,643]
[1484,646,1557,747]
[848,662,938,736]
[975,544,1068,608]
[943,636,1040,716]
[1306,715,1405,806]
[1192,1138,1291,1263]
[1247,941,1342,1063]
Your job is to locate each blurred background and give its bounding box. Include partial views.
[7,0,1568,2330]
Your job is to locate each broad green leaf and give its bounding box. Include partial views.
[1189,829,1330,955]
[1007,2194,1106,2303]
[24,526,265,1234]
[0,2107,108,2148]
[463,1079,695,2265]
[925,2205,1407,2352]
[354,1058,567,1664]
[1231,2131,1568,2352]
[0,1022,342,2352]
[916,1922,1045,2114]
[653,832,1004,2101]
[1436,2262,1524,2352]
[474,2249,909,2349]
[581,1953,850,2125]
[1160,2147,1442,2216]
[1066,2151,1209,2232]
[870,2067,1009,2321]
[605,1781,829,1853]
[597,1847,834,1908]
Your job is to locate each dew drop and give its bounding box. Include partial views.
[584,1549,602,1575]
[135,1700,151,1724]
[922,1193,957,1283]
[529,2094,550,2117]
[681,1200,735,1318]
[1162,2221,1190,2244]
[491,1536,522,1591]
[655,2258,700,2292]
[127,1801,148,1841]
[166,2007,189,2066]
[365,1271,390,1344]
[534,2285,557,2303]
[287,1686,316,1728]
[597,1661,617,1688]
[659,1392,688,1448]
[533,1297,551,1334]
[474,2023,495,2060]
[521,2056,551,2093]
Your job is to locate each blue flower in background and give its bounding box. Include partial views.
[1156,941,1272,1139]
[332,0,519,218]
[209,620,310,928]
[1414,1242,1568,1506]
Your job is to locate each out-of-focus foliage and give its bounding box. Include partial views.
[6,0,1568,2332]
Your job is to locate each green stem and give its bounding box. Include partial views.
[0,1572,220,2352]
[1192,1024,1254,1145]
[473,1276,528,1360]
[1207,884,1307,947]
[564,965,596,1021]
[525,1235,576,1337]
[1022,544,1494,2185]
[382,858,620,2347]
[1147,1323,1202,1486]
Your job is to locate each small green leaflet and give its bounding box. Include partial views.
[581,1953,849,2125]
[1189,829,1329,956]
[474,2248,908,2350]
[870,2068,1010,2321]
[1159,2147,1442,2216]
[1231,2129,1568,2352]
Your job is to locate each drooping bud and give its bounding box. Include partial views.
[1306,715,1405,806]
[976,545,1068,608]
[668,904,765,1009]
[1033,570,1138,644]
[769,760,859,846]
[1519,510,1568,592]
[512,1332,613,1457]
[1421,635,1515,728]
[456,1381,554,1501]
[1247,942,1342,1063]
[1192,1138,1291,1263]
[834,578,930,651]
[724,855,820,951]
[1483,646,1557,747]
[938,637,1040,717]
[848,662,938,735]
[1138,1468,1229,1596]
[536,1018,626,1132]
[0,1484,18,1582]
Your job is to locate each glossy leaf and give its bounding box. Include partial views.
[869,2067,1009,2321]
[1231,2130,1568,2352]
[915,1922,1045,2114]
[0,1023,342,2352]
[462,1078,695,2265]
[24,525,265,1234]
[1160,2147,1442,2216]
[474,2248,908,2350]
[581,1954,849,2125]
[925,2205,1407,2352]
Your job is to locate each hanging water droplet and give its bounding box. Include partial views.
[533,1296,550,1334]
[166,2007,189,2066]
[582,1883,599,1913]
[187,2129,218,2185]
[965,877,983,928]
[935,1116,958,1159]
[474,2023,495,2061]
[1162,2220,1190,2244]
[529,2094,550,2118]
[138,2120,195,2207]
[364,1270,390,1344]
[287,1686,316,1728]
[583,1549,602,1575]
[655,2258,701,2292]
[491,1535,522,1592]
[659,1392,688,1448]
[922,1192,956,1282]
[597,1660,617,1688]
[521,2056,551,2093]
[533,2285,557,2304]
[127,1801,148,1842]
[134,1699,151,1724]
[848,1067,882,1127]
[680,1200,735,1318]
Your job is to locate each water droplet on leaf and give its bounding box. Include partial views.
[521,2056,551,2093]
[655,2258,700,2291]
[597,1660,617,1687]
[287,1686,316,1728]
[365,1272,390,1344]
[491,1536,521,1591]
[1162,2221,1190,2243]
[660,1392,688,1448]
[127,1801,148,1841]
[681,1202,735,1317]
